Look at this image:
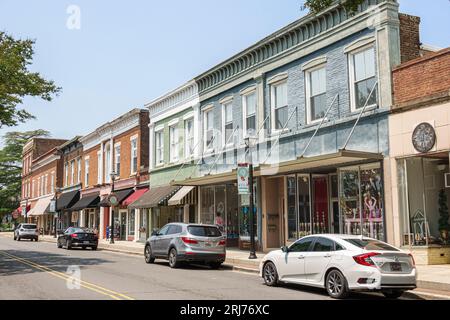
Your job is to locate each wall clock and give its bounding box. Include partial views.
[412,122,436,153]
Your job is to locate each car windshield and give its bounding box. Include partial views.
[188,226,221,237]
[343,238,399,251]
[22,224,37,229]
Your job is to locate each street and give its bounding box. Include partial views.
[0,236,424,301]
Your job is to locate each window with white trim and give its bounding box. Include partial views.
[349,46,377,111]
[77,158,81,184]
[271,81,288,131]
[203,108,214,152]
[222,102,233,146]
[70,159,75,185]
[243,92,257,137]
[130,138,138,174]
[64,163,69,187]
[97,152,102,184]
[115,145,121,176]
[184,118,194,158]
[169,125,179,163]
[105,146,111,183]
[155,130,164,166]
[51,173,54,193]
[45,174,48,195]
[85,158,90,187]
[306,66,327,123]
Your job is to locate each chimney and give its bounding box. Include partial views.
[399,13,421,63]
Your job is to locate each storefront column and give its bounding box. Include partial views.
[183,205,189,223]
[99,207,105,240]
[134,209,140,242]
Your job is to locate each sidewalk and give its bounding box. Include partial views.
[2,232,450,297]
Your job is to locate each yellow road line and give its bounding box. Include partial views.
[0,251,134,300]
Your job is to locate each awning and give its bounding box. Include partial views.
[56,190,80,211]
[98,188,134,207]
[128,185,181,209]
[168,186,195,206]
[122,188,149,207]
[69,193,100,211]
[28,196,53,217]
[17,205,31,216]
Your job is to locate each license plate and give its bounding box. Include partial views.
[390,262,402,272]
[205,242,212,247]
[83,241,90,244]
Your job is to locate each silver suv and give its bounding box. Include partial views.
[14,223,39,241]
[144,223,226,269]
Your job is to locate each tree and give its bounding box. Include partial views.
[0,32,61,129]
[302,0,365,14]
[0,130,50,217]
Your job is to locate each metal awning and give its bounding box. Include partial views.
[98,188,134,207]
[69,193,100,211]
[171,150,383,186]
[56,190,80,211]
[128,185,181,209]
[259,149,383,176]
[28,196,53,217]
[168,186,195,206]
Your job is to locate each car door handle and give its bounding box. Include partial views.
[298,255,305,260]
[324,254,332,258]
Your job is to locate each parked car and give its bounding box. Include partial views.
[57,227,98,250]
[14,223,39,241]
[259,234,417,299]
[144,223,226,269]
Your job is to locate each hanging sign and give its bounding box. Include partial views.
[49,199,56,213]
[108,193,119,207]
[237,163,250,195]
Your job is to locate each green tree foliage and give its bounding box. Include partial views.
[0,130,50,217]
[0,32,61,129]
[302,0,365,14]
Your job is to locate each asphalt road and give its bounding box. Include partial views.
[0,236,422,300]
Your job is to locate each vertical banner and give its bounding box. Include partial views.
[237,163,250,195]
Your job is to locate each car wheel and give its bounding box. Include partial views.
[91,246,98,251]
[209,262,222,270]
[13,235,16,241]
[144,245,155,264]
[66,240,72,250]
[17,236,21,241]
[326,269,349,299]
[382,290,404,299]
[263,262,279,287]
[57,241,62,249]
[168,248,180,268]
[82,246,87,250]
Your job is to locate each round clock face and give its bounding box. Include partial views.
[412,123,436,153]
[109,195,118,206]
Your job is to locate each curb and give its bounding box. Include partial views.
[417,280,450,292]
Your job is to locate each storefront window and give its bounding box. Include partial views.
[226,185,239,245]
[287,176,297,240]
[200,186,215,225]
[128,209,135,236]
[360,165,384,240]
[298,175,311,237]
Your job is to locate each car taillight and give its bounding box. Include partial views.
[70,234,78,238]
[181,237,198,244]
[409,254,416,267]
[218,240,226,246]
[353,252,380,267]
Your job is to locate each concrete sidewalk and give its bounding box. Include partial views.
[2,232,450,297]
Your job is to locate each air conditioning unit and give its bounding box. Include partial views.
[445,173,450,188]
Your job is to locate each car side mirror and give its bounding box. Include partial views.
[151,230,159,236]
[57,230,64,235]
[281,246,289,253]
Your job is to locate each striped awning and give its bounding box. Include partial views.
[28,196,53,216]
[168,186,196,206]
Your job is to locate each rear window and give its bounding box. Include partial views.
[22,224,37,229]
[344,239,399,251]
[188,226,221,237]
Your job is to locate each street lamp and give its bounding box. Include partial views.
[52,187,62,238]
[109,171,119,244]
[244,136,258,260]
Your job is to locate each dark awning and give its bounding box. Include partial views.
[57,190,80,211]
[98,188,134,207]
[69,193,100,211]
[128,185,181,209]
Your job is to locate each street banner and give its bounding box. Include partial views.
[237,163,250,195]
[49,199,56,213]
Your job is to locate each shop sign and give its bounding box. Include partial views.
[108,193,119,207]
[237,163,250,195]
[412,122,436,153]
[49,199,56,213]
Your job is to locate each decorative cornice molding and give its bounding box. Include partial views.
[301,55,328,71]
[343,35,376,53]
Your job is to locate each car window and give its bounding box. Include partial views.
[289,238,314,252]
[343,238,399,251]
[187,226,221,237]
[158,225,170,236]
[312,237,335,252]
[167,225,182,235]
[22,224,37,229]
[335,243,345,251]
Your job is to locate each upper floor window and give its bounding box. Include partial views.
[169,125,179,163]
[306,66,327,123]
[203,108,214,152]
[349,46,377,111]
[115,144,121,176]
[242,92,257,137]
[184,118,194,159]
[271,81,288,131]
[51,173,54,193]
[105,146,111,183]
[85,158,90,187]
[97,152,102,184]
[155,130,164,166]
[64,163,69,187]
[130,137,138,174]
[222,102,233,147]
[70,160,75,185]
[77,158,81,184]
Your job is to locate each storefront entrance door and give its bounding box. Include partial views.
[119,211,127,241]
[312,176,329,234]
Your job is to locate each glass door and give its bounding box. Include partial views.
[329,174,340,234]
[312,175,329,234]
[297,175,312,237]
[339,167,361,236]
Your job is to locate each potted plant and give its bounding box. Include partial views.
[438,189,450,243]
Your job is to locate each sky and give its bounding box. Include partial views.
[0,0,449,144]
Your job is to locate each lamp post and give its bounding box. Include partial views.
[53,187,62,238]
[109,171,119,244]
[245,137,257,260]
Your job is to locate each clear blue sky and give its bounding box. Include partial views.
[0,0,449,143]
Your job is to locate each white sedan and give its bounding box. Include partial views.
[259,234,417,299]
